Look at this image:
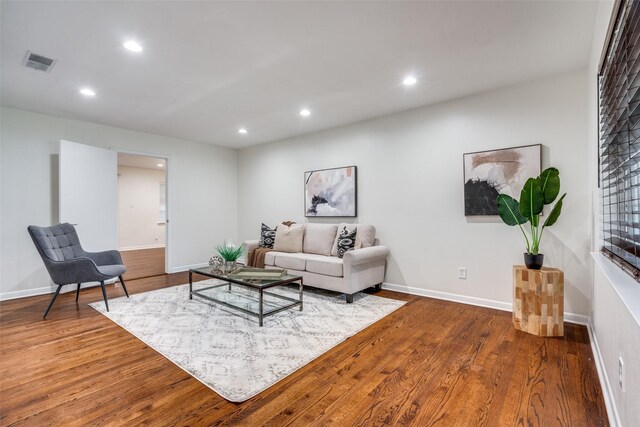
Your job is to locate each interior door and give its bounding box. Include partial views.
[59,140,118,252]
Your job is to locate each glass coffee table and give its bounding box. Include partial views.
[188,266,304,326]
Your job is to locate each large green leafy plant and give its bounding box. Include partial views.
[496,167,566,255]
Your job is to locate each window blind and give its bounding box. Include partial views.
[600,0,640,279]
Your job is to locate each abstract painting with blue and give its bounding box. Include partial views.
[305,166,357,217]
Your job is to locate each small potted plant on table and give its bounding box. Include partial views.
[216,240,245,273]
[496,167,566,269]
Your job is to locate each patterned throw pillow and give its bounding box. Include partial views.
[336,226,357,258]
[259,223,277,248]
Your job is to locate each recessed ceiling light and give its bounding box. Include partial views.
[300,109,311,117]
[123,40,143,53]
[403,75,417,86]
[238,128,248,134]
[157,163,163,167]
[79,87,96,97]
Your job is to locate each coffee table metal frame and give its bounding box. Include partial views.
[189,267,303,326]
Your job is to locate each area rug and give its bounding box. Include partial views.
[90,281,405,402]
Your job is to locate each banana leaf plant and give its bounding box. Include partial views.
[496,167,566,255]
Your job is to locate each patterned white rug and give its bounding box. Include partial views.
[90,281,405,402]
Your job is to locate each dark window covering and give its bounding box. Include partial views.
[600,0,640,280]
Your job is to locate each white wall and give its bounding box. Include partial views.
[0,107,238,298]
[238,70,590,316]
[587,2,640,426]
[592,255,640,427]
[118,165,166,250]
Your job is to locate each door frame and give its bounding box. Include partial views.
[114,148,172,275]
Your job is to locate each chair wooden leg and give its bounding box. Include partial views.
[119,275,130,298]
[43,285,63,319]
[100,281,109,312]
[75,283,81,302]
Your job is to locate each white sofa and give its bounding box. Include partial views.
[243,223,389,303]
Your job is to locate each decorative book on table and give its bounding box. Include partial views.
[228,267,288,280]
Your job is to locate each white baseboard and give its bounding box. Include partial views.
[0,285,57,301]
[586,320,622,427]
[381,282,588,325]
[382,282,511,312]
[169,262,209,274]
[0,279,118,302]
[564,312,590,326]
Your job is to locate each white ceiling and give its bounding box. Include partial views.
[1,1,599,149]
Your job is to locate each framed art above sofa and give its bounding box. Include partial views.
[304,165,357,217]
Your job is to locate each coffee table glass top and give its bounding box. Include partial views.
[191,266,302,288]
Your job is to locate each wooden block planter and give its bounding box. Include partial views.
[513,265,564,337]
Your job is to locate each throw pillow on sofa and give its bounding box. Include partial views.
[330,223,377,256]
[259,223,277,248]
[336,226,357,258]
[273,223,305,253]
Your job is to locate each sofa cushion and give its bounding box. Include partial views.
[264,251,276,266]
[274,223,304,253]
[303,223,338,256]
[259,223,277,248]
[306,254,344,277]
[274,253,307,270]
[331,224,376,256]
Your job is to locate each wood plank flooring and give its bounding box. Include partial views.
[120,247,165,280]
[0,273,608,426]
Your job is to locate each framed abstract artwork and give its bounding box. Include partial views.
[305,166,357,217]
[463,144,541,216]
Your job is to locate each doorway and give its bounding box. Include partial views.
[117,153,168,280]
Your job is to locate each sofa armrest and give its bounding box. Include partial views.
[243,240,260,254]
[343,245,390,267]
[84,249,123,266]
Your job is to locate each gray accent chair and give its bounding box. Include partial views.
[27,223,129,319]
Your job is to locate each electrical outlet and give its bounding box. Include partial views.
[458,267,467,279]
[619,356,625,390]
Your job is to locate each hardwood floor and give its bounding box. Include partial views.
[0,273,608,426]
[120,247,166,280]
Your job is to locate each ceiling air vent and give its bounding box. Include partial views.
[22,51,57,72]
